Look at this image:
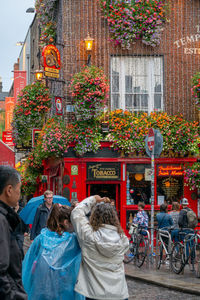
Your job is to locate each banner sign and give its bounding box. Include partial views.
[87,162,121,181]
[42,45,61,78]
[14,71,26,103]
[5,97,15,131]
[157,165,183,176]
[55,97,63,115]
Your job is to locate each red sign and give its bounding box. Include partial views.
[14,71,26,103]
[2,131,14,147]
[42,45,61,78]
[5,97,15,131]
[55,97,63,115]
[0,140,15,167]
[158,165,183,176]
[147,128,155,151]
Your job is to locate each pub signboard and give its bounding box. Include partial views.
[87,162,121,181]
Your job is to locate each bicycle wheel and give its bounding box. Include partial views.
[171,242,185,274]
[195,244,200,278]
[136,235,147,268]
[156,242,162,269]
[124,241,135,264]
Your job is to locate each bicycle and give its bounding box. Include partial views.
[171,229,200,276]
[155,227,173,269]
[124,224,150,268]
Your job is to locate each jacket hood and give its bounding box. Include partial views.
[39,228,71,250]
[94,225,125,258]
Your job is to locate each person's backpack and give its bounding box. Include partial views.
[185,209,198,228]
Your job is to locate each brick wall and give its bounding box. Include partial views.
[61,0,200,121]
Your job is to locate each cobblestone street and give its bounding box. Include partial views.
[127,278,199,300]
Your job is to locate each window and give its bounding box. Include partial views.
[111,56,163,113]
[126,164,151,205]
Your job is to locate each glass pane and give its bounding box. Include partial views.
[125,94,133,108]
[154,94,161,109]
[125,75,132,93]
[154,81,161,92]
[112,76,119,92]
[133,95,140,108]
[134,76,148,91]
[141,94,148,108]
[154,58,161,76]
[112,94,119,109]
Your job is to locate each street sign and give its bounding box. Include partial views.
[145,129,163,158]
[147,128,155,151]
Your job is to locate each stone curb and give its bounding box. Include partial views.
[125,268,200,296]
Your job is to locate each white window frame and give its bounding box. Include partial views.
[110,56,164,114]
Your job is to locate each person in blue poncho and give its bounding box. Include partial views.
[22,204,84,300]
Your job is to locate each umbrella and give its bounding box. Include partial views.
[19,195,71,224]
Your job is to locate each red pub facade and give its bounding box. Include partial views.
[39,142,199,233]
[34,0,200,232]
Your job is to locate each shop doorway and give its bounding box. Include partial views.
[87,183,120,217]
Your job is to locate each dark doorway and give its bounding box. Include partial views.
[90,184,116,200]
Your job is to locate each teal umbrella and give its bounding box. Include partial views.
[19,195,71,224]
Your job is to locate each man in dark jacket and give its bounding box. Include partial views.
[178,197,195,271]
[30,190,53,240]
[0,165,27,300]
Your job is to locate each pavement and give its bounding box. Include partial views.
[125,260,200,296]
[24,235,200,295]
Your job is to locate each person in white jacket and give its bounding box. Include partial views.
[71,195,129,300]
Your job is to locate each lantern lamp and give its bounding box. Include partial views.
[84,33,94,51]
[34,70,44,81]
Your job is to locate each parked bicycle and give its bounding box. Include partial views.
[171,229,200,276]
[124,224,150,267]
[155,227,173,269]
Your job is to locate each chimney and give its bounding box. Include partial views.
[0,77,2,93]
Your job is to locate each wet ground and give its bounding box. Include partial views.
[127,278,199,300]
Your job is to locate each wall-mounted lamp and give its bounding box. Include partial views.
[84,33,94,66]
[34,69,44,81]
[16,41,24,46]
[84,33,94,51]
[26,7,35,13]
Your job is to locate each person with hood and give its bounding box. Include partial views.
[71,195,129,300]
[22,204,84,300]
[0,165,27,300]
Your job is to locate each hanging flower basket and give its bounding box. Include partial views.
[70,65,109,121]
[35,0,57,47]
[12,81,51,147]
[184,162,200,190]
[99,0,168,48]
[191,72,200,111]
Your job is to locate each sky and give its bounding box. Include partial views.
[0,0,35,92]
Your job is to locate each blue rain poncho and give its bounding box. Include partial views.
[22,228,84,300]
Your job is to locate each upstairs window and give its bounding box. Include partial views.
[111,56,164,113]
